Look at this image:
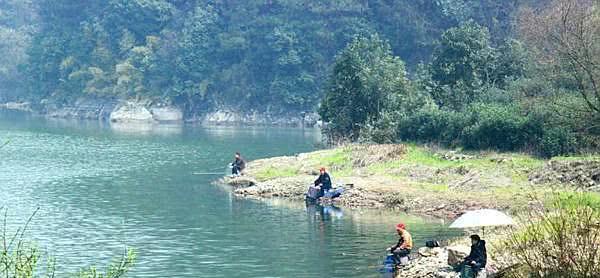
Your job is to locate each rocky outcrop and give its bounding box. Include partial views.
[223,176,257,188]
[0,102,32,112]
[396,246,491,278]
[110,102,154,123]
[32,97,318,127]
[45,98,118,120]
[529,160,600,191]
[150,106,183,122]
[109,101,185,123]
[201,109,320,127]
[234,176,311,199]
[447,245,470,267]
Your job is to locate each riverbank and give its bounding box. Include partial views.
[224,144,600,218]
[222,144,600,277]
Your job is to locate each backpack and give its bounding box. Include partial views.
[425,240,440,248]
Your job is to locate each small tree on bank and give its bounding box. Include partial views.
[519,0,600,115]
[319,34,409,141]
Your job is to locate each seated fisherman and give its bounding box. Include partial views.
[230,152,246,177]
[313,167,332,198]
[459,234,487,278]
[388,223,413,265]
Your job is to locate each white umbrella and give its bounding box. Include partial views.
[450,209,515,236]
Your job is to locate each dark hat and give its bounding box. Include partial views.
[470,234,481,241]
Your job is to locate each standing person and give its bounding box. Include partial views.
[313,167,332,198]
[231,152,246,177]
[388,223,413,265]
[459,234,487,278]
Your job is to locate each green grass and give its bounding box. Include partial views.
[367,145,454,174]
[418,183,450,192]
[368,144,543,173]
[551,155,600,162]
[403,145,456,167]
[306,147,354,176]
[254,166,299,181]
[549,192,600,211]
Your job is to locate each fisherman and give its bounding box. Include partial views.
[388,223,413,265]
[459,234,487,278]
[230,152,246,177]
[313,167,332,198]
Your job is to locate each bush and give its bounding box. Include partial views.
[396,105,468,145]
[504,194,600,277]
[540,127,577,158]
[358,112,398,144]
[462,104,542,151]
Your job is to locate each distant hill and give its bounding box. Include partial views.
[4,0,539,115]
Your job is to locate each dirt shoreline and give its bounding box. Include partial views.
[222,173,495,220]
[219,144,544,219]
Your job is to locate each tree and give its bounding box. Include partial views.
[16,0,547,116]
[0,0,35,100]
[519,0,600,114]
[319,34,409,140]
[428,21,494,109]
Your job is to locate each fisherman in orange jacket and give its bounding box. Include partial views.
[388,223,413,264]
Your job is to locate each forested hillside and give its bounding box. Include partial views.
[3,0,530,114]
[319,0,600,156]
[0,0,35,101]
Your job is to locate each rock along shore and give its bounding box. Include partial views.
[4,97,321,127]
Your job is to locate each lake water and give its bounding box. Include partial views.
[0,110,457,277]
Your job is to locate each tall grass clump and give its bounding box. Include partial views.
[503,193,600,277]
[0,207,135,278]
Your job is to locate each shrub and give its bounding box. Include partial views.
[358,116,397,144]
[504,194,600,277]
[540,127,577,158]
[396,105,468,145]
[462,104,541,151]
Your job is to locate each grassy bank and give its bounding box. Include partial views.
[228,144,599,219]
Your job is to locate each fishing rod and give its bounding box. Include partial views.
[0,139,10,149]
[192,172,224,175]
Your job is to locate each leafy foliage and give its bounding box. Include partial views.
[5,0,598,155]
[319,34,409,140]
[11,0,532,113]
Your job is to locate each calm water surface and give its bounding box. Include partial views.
[0,111,457,277]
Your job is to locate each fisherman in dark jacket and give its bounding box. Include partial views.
[231,152,246,177]
[314,167,332,198]
[459,234,487,278]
